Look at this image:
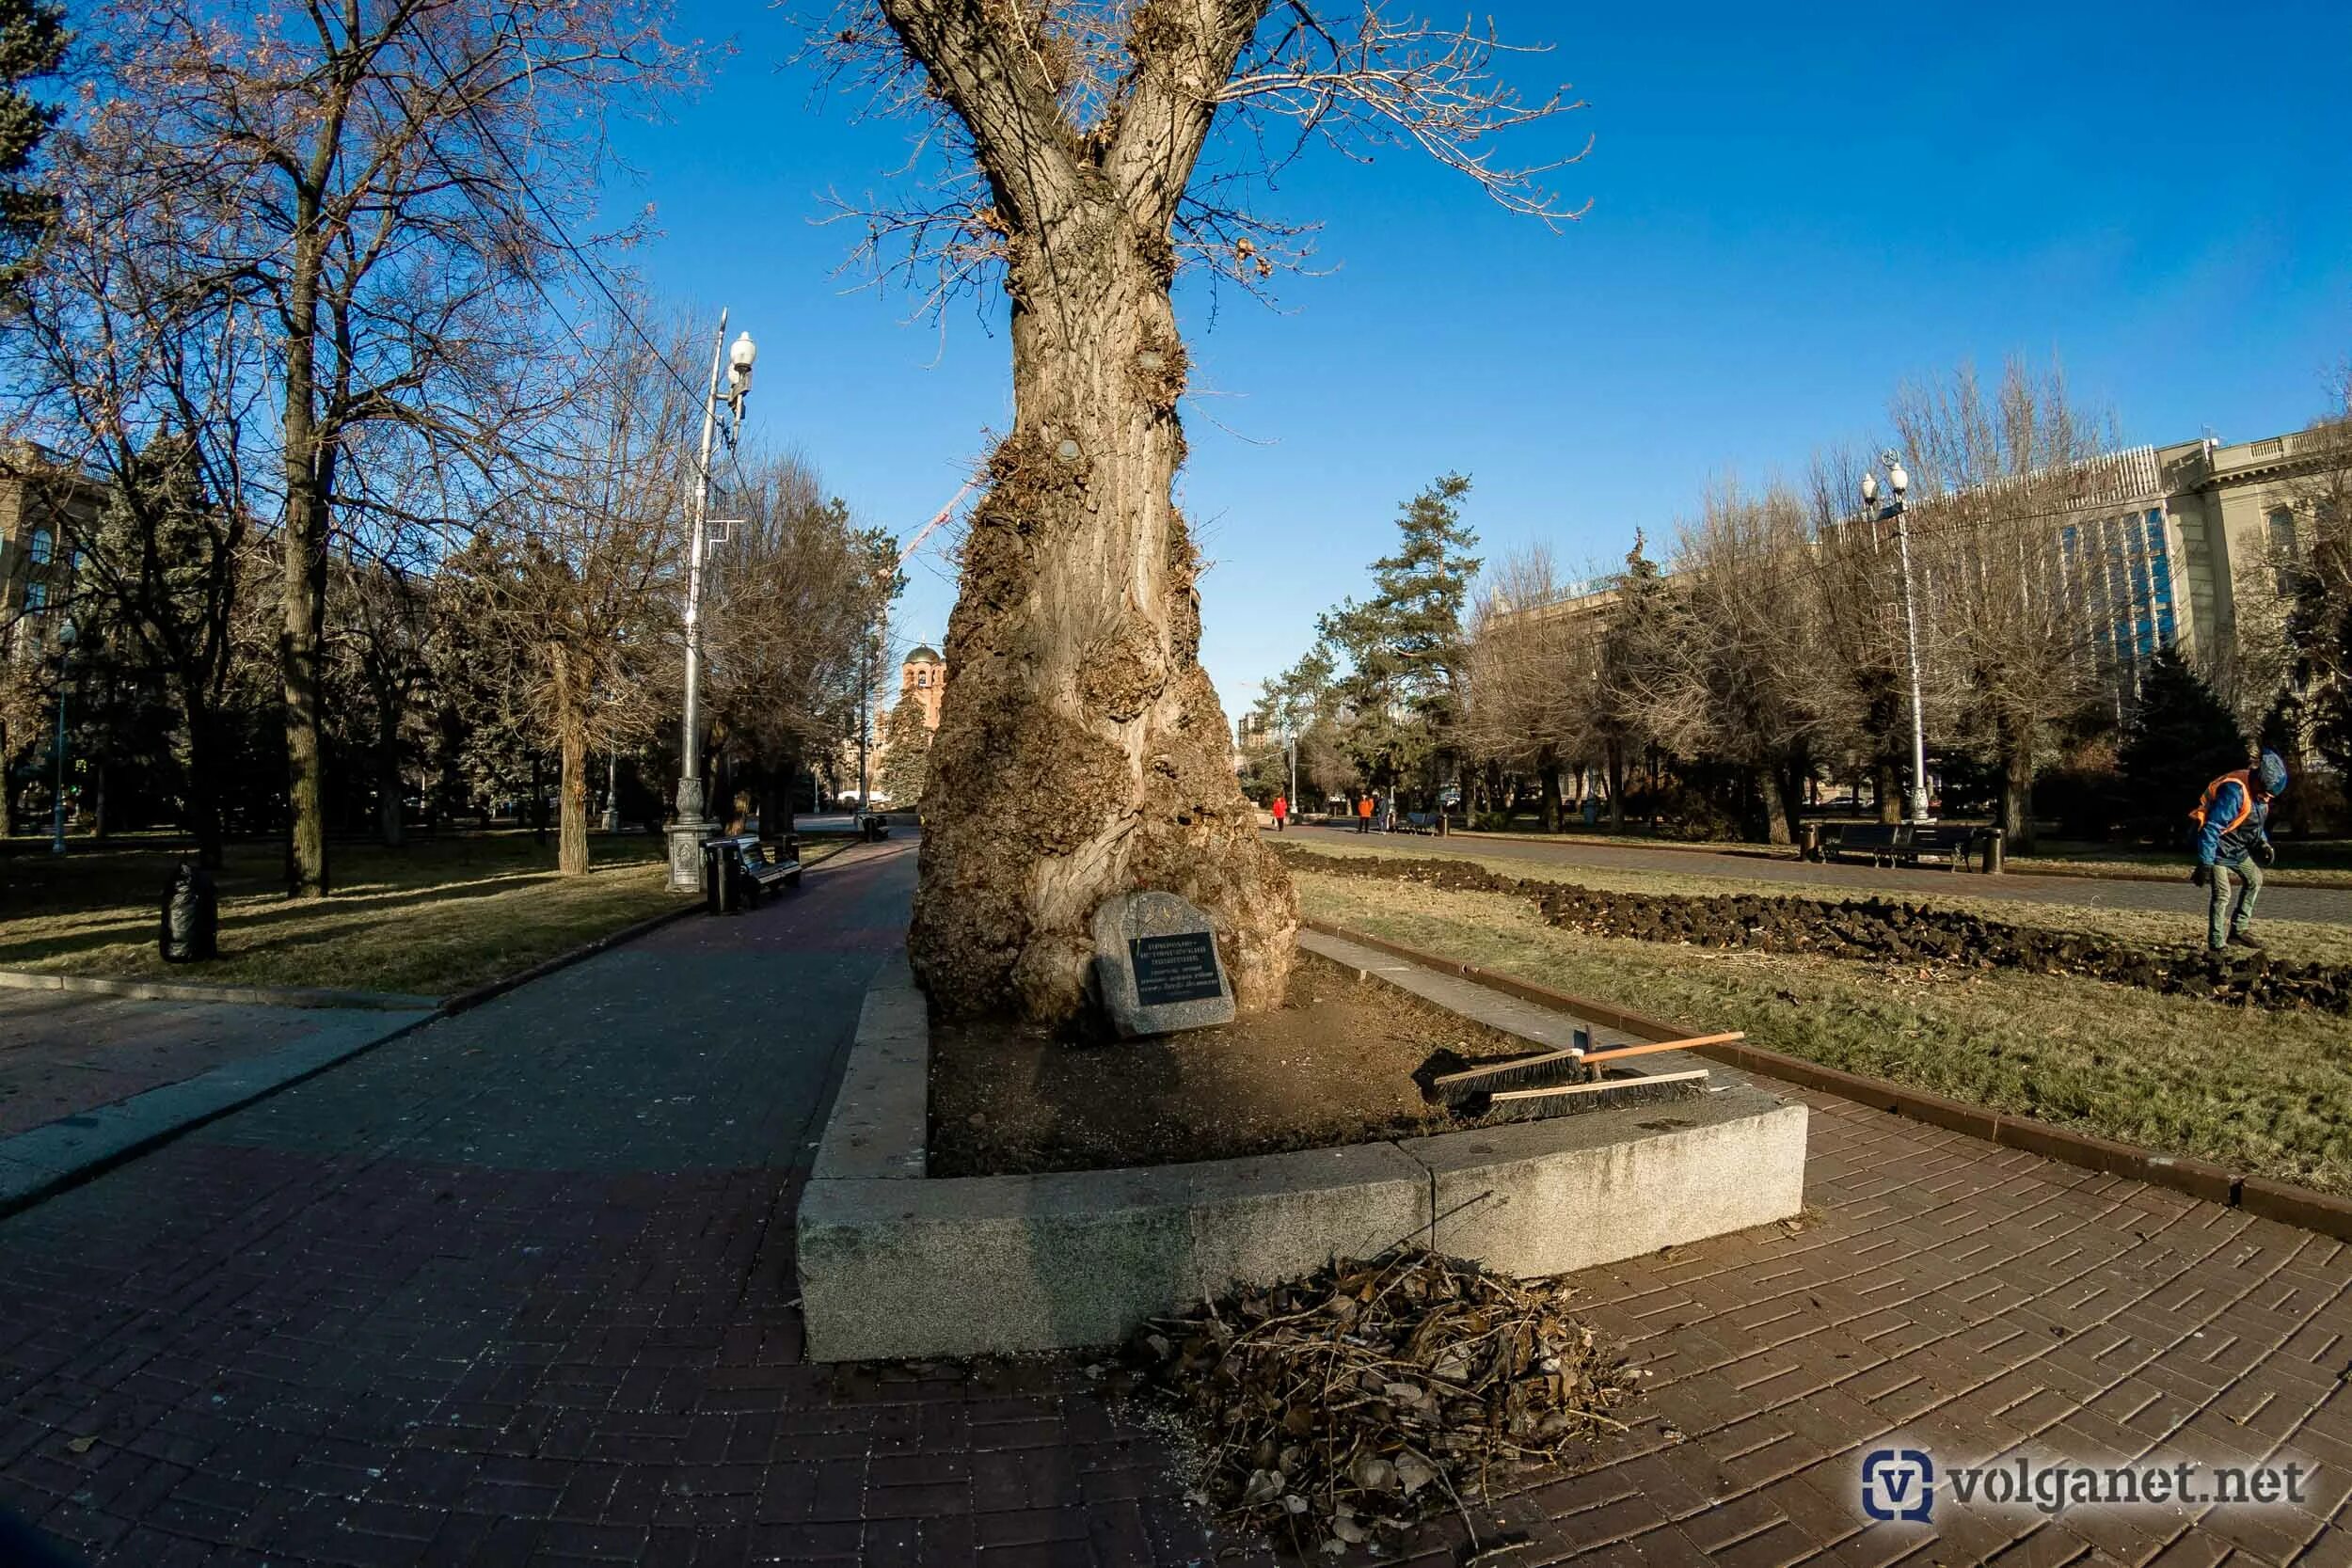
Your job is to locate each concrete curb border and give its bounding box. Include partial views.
[1300,917,2352,1242]
[0,968,438,1011]
[794,949,1807,1362]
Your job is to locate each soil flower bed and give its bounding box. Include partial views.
[1284,846,2352,1015]
[928,953,1547,1176]
[1121,1249,1634,1559]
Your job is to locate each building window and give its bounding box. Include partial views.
[2267,508,2299,596]
[26,526,53,566]
[916,669,930,687]
[24,579,45,610]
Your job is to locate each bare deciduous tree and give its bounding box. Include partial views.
[455,309,694,876]
[809,2,1587,1023]
[1653,483,1825,844]
[1893,357,2116,848]
[77,0,702,895]
[703,454,898,832]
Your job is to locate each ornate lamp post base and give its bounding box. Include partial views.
[667,777,708,894]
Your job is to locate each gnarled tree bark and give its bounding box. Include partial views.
[882,0,1295,1023]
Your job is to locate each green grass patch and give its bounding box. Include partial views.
[1295,868,2352,1197]
[0,832,849,998]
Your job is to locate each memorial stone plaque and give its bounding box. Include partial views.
[1090,890,1236,1037]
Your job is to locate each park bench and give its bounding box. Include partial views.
[1402,811,1438,834]
[734,834,802,895]
[1829,822,1906,865]
[704,834,801,913]
[1904,823,1978,871]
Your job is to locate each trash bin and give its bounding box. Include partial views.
[158,862,219,963]
[703,839,743,914]
[862,813,886,842]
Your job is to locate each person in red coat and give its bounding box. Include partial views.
[1270,793,1288,832]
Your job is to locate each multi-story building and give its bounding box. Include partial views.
[1495,420,2344,721]
[1,447,105,655]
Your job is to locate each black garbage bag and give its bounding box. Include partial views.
[158,861,219,963]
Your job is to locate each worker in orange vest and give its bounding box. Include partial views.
[2188,751,2288,952]
[1357,792,1375,833]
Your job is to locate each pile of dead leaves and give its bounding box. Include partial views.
[1122,1249,1636,1556]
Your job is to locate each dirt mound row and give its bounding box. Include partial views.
[1285,848,2352,1015]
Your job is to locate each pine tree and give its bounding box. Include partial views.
[1321,474,1483,800]
[0,0,64,300]
[2117,648,2248,835]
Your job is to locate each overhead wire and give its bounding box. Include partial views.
[403,23,765,524]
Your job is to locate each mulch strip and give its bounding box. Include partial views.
[1284,846,2352,1014]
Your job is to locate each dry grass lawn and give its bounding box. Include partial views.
[1295,866,2352,1197]
[0,832,848,999]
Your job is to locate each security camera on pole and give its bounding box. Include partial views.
[1859,451,1931,823]
[667,316,757,893]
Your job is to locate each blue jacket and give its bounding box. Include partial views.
[2195,776,2270,866]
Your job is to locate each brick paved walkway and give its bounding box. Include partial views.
[1296,824,2352,928]
[2,839,2346,1566]
[0,992,417,1138]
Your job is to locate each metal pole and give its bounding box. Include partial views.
[857,631,871,814]
[1892,498,1931,822]
[50,657,68,855]
[668,311,729,891]
[1287,736,1296,813]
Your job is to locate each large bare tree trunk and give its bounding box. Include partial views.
[558,721,589,875]
[280,208,331,898]
[1999,732,2036,852]
[911,225,1294,1023]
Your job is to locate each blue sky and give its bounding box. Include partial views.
[608,0,2352,714]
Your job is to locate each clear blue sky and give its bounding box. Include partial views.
[608,0,2352,715]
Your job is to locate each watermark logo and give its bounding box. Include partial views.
[1860,1449,1935,1522]
[1858,1446,2311,1524]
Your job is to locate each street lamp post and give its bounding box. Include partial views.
[857,627,874,816]
[667,315,756,892]
[1861,453,1931,822]
[44,608,76,855]
[49,630,70,855]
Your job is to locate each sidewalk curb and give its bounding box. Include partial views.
[0,896,709,1221]
[0,968,437,1011]
[1300,917,2352,1242]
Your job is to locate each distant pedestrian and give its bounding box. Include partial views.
[1381,795,1397,833]
[1270,793,1288,832]
[2188,751,2288,952]
[1357,793,1375,833]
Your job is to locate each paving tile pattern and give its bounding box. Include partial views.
[1,839,2346,1566]
[0,992,404,1137]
